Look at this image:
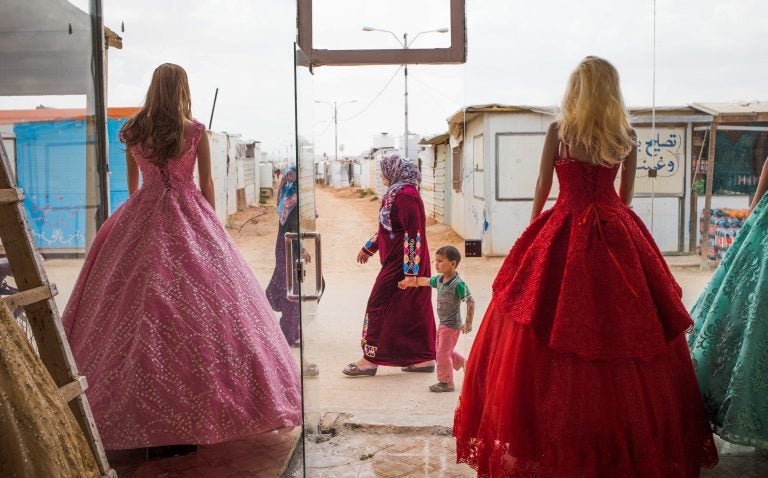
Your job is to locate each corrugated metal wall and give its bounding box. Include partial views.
[243,143,256,205]
[434,144,447,223]
[420,148,437,220]
[418,144,447,224]
[14,118,128,251]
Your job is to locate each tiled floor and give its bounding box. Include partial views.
[104,425,768,477]
[303,433,474,477]
[302,432,768,478]
[702,440,768,478]
[107,427,300,478]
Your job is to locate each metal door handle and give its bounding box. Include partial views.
[284,232,323,302]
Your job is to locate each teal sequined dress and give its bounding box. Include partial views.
[689,193,768,448]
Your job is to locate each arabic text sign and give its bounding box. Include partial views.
[634,127,685,195]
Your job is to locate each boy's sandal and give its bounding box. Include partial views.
[401,364,435,373]
[342,363,377,377]
[429,382,455,393]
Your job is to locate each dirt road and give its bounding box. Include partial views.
[229,185,496,428]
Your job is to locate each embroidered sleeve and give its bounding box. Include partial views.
[397,193,424,277]
[403,230,422,276]
[362,233,378,256]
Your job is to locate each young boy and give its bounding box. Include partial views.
[399,245,475,392]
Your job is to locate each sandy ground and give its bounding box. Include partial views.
[41,185,715,430]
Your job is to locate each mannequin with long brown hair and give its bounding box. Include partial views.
[62,63,302,455]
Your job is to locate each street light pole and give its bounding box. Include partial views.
[403,32,409,159]
[363,27,449,160]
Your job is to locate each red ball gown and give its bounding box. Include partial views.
[454,153,718,477]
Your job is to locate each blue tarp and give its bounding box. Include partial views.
[14,119,128,250]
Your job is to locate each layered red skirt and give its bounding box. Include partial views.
[454,204,718,477]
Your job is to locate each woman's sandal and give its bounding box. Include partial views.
[303,362,320,377]
[342,363,377,377]
[401,364,435,373]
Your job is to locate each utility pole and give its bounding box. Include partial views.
[315,99,356,165]
[333,101,338,162]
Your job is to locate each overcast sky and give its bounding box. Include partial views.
[3,0,767,159]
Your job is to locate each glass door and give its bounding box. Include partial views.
[290,42,322,476]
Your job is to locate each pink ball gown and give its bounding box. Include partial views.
[62,120,302,450]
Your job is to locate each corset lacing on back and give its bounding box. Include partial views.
[158,163,172,200]
[559,142,638,297]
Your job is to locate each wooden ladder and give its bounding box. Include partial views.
[0,140,115,477]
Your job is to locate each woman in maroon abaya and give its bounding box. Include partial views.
[342,153,436,376]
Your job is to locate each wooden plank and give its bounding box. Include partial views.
[0,144,72,383]
[312,48,465,67]
[297,0,313,54]
[0,283,56,309]
[0,188,24,204]
[700,121,718,267]
[717,113,768,123]
[299,0,466,66]
[0,140,114,476]
[631,114,712,125]
[58,375,88,403]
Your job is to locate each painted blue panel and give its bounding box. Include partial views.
[108,118,129,212]
[14,118,129,250]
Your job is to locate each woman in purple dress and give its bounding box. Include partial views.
[266,166,301,346]
[342,153,436,376]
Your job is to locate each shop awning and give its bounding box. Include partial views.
[0,0,93,96]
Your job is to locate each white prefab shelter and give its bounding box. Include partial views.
[328,158,356,188]
[259,163,274,188]
[445,106,558,256]
[445,105,705,256]
[241,140,261,206]
[359,157,375,190]
[196,132,259,224]
[419,133,449,224]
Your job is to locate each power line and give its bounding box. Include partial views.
[408,74,461,117]
[338,66,403,121]
[314,119,332,137]
[408,72,463,106]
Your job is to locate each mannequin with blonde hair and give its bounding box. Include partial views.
[558,56,634,166]
[454,56,718,477]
